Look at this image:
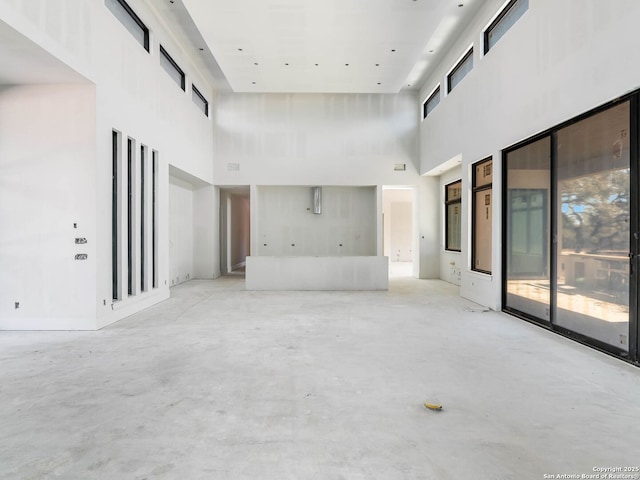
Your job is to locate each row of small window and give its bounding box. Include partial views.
[112,131,159,301]
[422,0,528,119]
[445,158,493,275]
[105,0,209,117]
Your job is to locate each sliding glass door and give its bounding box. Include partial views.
[555,101,631,351]
[503,97,637,362]
[504,137,551,322]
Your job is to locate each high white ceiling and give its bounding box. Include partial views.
[179,0,482,94]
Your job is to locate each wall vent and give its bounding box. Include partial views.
[394,163,406,171]
[227,163,240,171]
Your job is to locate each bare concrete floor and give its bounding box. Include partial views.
[1,277,640,480]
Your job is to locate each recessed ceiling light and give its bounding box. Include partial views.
[315,63,319,66]
[391,49,396,52]
[377,82,381,85]
[428,49,434,53]
[252,82,256,84]
[284,63,289,66]
[199,48,204,51]
[458,3,464,6]
[345,63,349,66]
[169,0,174,3]
[375,63,380,66]
[254,62,259,65]
[238,48,243,51]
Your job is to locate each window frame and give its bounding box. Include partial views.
[112,130,121,301]
[484,0,529,55]
[127,137,134,296]
[152,150,159,289]
[192,84,209,117]
[445,180,463,252]
[422,85,441,120]
[472,157,493,274]
[106,0,150,52]
[447,47,474,94]
[160,45,186,91]
[501,92,639,364]
[140,144,147,293]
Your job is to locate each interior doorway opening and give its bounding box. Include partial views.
[169,174,195,287]
[382,187,416,278]
[220,187,251,276]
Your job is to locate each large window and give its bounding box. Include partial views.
[140,145,147,292]
[504,136,551,321]
[127,138,134,296]
[472,158,492,273]
[160,46,185,91]
[422,86,440,119]
[554,102,630,351]
[447,48,473,93]
[484,0,529,54]
[112,130,121,301]
[503,97,635,361]
[105,0,149,52]
[445,181,462,251]
[152,150,159,289]
[113,132,158,300]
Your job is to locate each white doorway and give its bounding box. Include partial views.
[220,187,251,276]
[383,187,415,278]
[169,175,195,286]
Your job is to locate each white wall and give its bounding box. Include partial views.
[94,0,215,324]
[419,0,640,309]
[213,92,419,186]
[0,84,97,329]
[416,175,440,279]
[193,185,218,280]
[0,0,217,328]
[256,186,377,257]
[169,176,194,286]
[212,92,443,276]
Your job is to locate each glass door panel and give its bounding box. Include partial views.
[505,136,551,321]
[555,101,630,351]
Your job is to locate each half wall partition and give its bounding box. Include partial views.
[246,185,388,290]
